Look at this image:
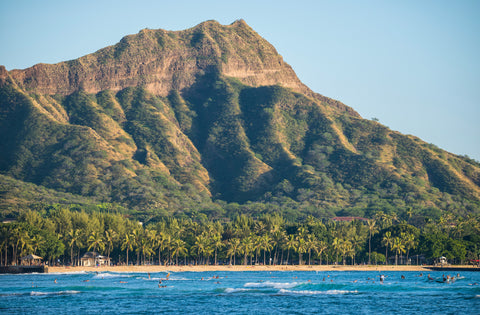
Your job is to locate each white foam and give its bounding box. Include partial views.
[244,281,299,289]
[279,289,358,295]
[93,272,130,279]
[30,290,81,296]
[48,271,87,275]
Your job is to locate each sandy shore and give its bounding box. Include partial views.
[47,264,444,273]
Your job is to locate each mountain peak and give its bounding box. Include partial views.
[7,20,355,115]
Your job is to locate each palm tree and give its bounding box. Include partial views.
[305,235,317,265]
[239,235,254,265]
[31,234,45,256]
[271,230,286,265]
[315,241,327,265]
[104,229,117,263]
[212,234,224,266]
[87,231,105,256]
[192,233,211,265]
[10,227,21,265]
[138,236,154,265]
[160,232,172,265]
[367,220,378,264]
[130,229,141,265]
[285,235,297,265]
[67,229,82,266]
[339,239,352,265]
[121,233,134,266]
[0,225,9,265]
[332,237,341,264]
[391,237,406,265]
[226,238,240,265]
[295,236,307,265]
[171,238,187,266]
[234,214,252,239]
[350,234,363,265]
[145,229,157,265]
[17,230,32,259]
[382,232,393,265]
[260,234,273,265]
[402,232,416,265]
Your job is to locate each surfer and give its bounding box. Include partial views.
[427,274,434,281]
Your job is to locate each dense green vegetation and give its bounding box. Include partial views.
[1,206,479,266]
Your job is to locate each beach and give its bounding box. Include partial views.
[47,264,438,273]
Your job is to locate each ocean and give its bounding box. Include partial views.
[1,270,479,314]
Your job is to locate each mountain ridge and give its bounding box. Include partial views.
[0,20,479,219]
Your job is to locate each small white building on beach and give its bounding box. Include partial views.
[80,252,110,267]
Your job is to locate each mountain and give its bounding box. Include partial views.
[1,20,479,220]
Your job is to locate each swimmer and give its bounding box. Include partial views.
[353,280,358,283]
[322,277,325,281]
[427,274,434,281]
[401,275,405,279]
[120,281,128,283]
[148,272,151,280]
[83,279,90,282]
[380,275,385,283]
[54,279,57,284]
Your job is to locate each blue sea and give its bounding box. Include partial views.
[1,270,479,314]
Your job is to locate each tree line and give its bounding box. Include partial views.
[1,206,479,267]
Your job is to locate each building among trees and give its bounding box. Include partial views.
[80,252,110,267]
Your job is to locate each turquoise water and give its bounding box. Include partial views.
[1,270,479,314]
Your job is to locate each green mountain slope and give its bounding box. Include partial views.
[0,20,479,219]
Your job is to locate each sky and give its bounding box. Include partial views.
[1,0,479,161]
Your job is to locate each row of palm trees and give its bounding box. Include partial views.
[1,208,479,266]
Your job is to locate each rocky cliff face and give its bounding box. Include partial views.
[7,21,313,99]
[0,20,479,216]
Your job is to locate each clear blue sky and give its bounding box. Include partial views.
[1,0,479,161]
